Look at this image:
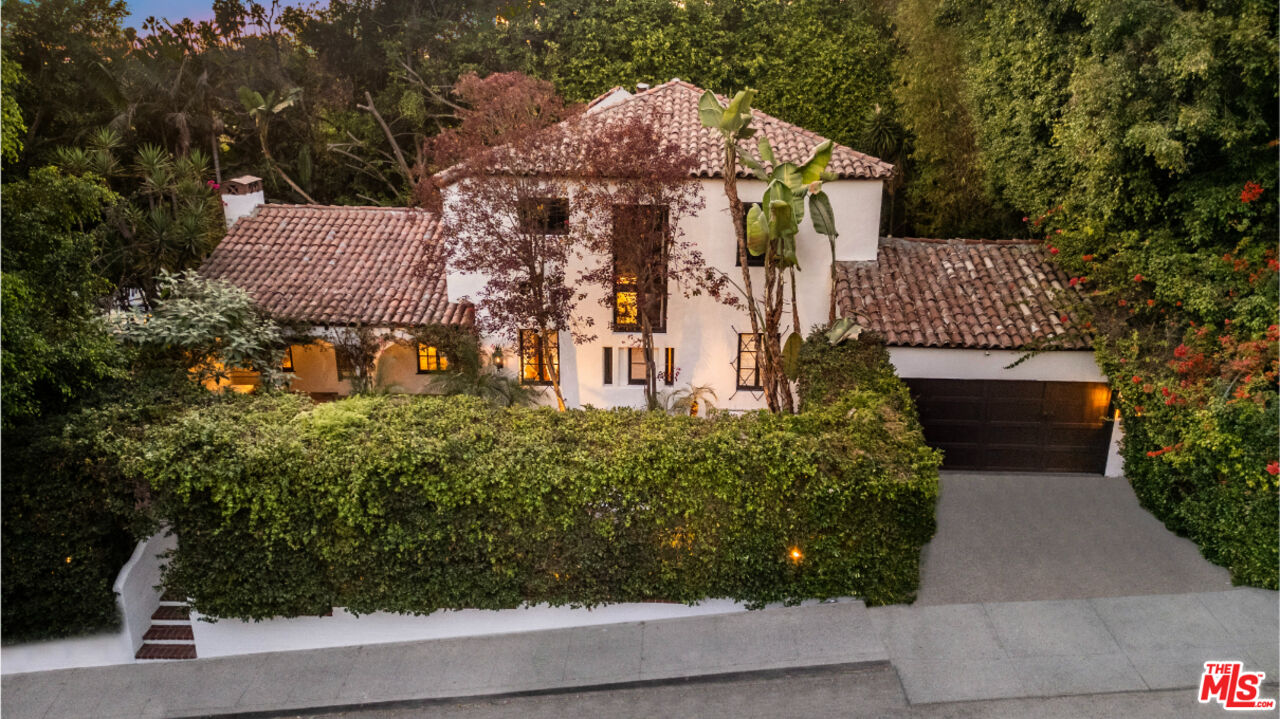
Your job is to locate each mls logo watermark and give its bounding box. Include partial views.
[1199,661,1276,710]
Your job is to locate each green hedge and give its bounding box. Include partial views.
[1119,401,1278,589]
[131,389,940,619]
[1,371,216,643]
[795,329,908,409]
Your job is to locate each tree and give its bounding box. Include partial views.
[2,52,26,164]
[238,86,317,203]
[108,270,289,389]
[572,115,721,410]
[54,129,225,306]
[1,168,126,425]
[699,89,840,413]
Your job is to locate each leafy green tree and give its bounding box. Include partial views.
[1,168,126,425]
[109,270,289,388]
[55,129,224,305]
[1,52,26,164]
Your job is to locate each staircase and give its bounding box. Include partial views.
[135,597,197,660]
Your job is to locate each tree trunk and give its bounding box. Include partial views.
[537,323,567,411]
[258,129,317,204]
[723,144,773,411]
[641,311,658,410]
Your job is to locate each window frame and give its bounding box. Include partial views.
[734,206,765,267]
[736,333,764,390]
[519,329,560,386]
[627,347,649,385]
[516,197,570,235]
[335,350,355,381]
[416,344,449,374]
[663,347,675,386]
[611,204,669,333]
[602,347,614,385]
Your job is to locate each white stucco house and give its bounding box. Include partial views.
[201,79,1122,475]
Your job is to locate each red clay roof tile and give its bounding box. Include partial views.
[200,205,472,327]
[835,237,1090,350]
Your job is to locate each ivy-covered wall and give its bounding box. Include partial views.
[133,389,940,620]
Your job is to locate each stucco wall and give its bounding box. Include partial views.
[276,339,443,397]
[1,533,174,675]
[444,177,884,411]
[887,348,1107,383]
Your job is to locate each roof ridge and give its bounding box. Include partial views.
[881,236,1043,246]
[258,203,434,214]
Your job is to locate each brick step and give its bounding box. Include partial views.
[143,624,194,641]
[152,605,191,621]
[136,643,197,660]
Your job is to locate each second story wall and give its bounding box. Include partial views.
[443,176,883,410]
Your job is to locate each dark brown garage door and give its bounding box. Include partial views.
[904,379,1114,473]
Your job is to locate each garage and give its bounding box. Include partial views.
[904,379,1114,473]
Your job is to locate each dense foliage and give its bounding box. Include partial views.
[128,390,939,619]
[1,372,230,642]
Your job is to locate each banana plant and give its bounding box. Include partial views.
[739,136,841,378]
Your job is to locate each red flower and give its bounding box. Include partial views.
[1132,375,1142,383]
[1173,344,1189,358]
[1049,246,1060,255]
[1241,181,1264,203]
[1022,216,1029,222]
[1267,461,1279,476]
[1118,299,1128,306]
[1133,274,1144,282]
[1059,315,1069,323]
[1160,387,1171,397]
[1146,299,1155,306]
[1081,254,1094,262]
[1068,277,1079,287]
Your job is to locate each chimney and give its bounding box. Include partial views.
[636,82,650,92]
[221,175,264,228]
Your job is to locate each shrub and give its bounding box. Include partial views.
[1,371,233,642]
[794,328,909,411]
[131,390,940,620]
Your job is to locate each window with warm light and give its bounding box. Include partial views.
[517,197,569,235]
[664,347,676,386]
[416,344,449,373]
[281,346,295,372]
[519,329,559,385]
[612,204,668,332]
[736,333,763,390]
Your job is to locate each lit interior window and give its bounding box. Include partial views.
[417,344,449,373]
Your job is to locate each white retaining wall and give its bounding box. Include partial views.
[1,532,174,675]
[190,600,763,659]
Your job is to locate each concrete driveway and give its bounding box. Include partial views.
[916,472,1234,606]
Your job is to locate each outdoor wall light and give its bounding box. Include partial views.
[789,547,803,563]
[491,347,505,369]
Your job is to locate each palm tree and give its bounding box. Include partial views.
[237,86,316,203]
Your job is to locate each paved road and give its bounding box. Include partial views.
[294,664,1270,718]
[917,472,1233,606]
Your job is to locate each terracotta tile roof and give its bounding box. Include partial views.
[200,204,472,327]
[834,237,1089,350]
[443,79,893,183]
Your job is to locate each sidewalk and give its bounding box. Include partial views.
[2,588,1275,718]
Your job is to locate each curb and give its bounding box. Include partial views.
[168,659,892,718]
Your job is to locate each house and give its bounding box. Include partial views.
[201,80,1122,475]
[201,175,474,397]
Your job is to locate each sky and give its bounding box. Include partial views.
[123,0,216,28]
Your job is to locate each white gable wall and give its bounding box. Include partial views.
[443,177,883,411]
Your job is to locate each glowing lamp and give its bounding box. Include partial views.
[491,347,505,369]
[789,547,803,563]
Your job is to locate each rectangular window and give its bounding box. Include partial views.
[519,329,559,385]
[628,347,648,385]
[336,350,355,380]
[736,333,763,390]
[612,204,668,332]
[281,346,295,373]
[663,347,675,386]
[517,197,569,235]
[602,347,613,385]
[735,206,765,267]
[417,344,449,373]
